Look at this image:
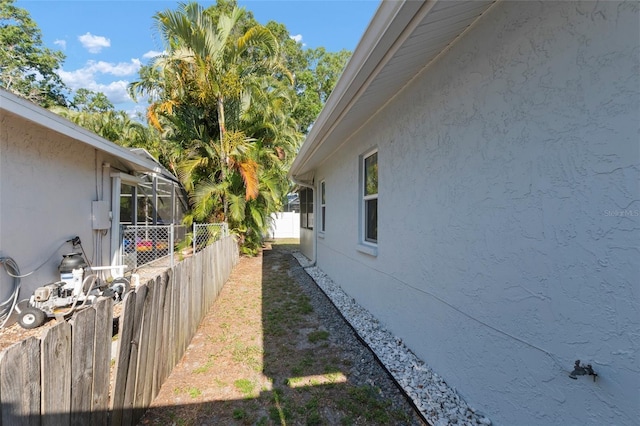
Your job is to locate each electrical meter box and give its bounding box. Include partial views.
[92,201,111,230]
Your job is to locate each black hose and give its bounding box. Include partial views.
[0,257,22,328]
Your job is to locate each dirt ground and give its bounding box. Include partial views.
[0,243,425,425]
[138,242,425,425]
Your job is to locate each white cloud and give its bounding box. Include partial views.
[57,58,143,105]
[54,39,67,50]
[290,34,303,44]
[78,32,111,54]
[142,50,163,59]
[88,59,142,76]
[126,104,150,121]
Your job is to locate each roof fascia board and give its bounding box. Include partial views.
[290,0,436,178]
[313,0,499,174]
[0,89,162,174]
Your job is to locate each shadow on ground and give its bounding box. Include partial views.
[3,242,424,425]
[138,241,424,425]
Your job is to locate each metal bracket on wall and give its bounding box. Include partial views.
[569,360,598,382]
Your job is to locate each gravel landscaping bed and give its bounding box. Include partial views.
[292,251,492,426]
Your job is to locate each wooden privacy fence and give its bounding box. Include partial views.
[0,236,239,426]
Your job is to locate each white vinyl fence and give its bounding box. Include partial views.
[268,212,300,239]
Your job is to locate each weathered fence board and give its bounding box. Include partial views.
[159,270,172,387]
[150,275,163,397]
[194,251,203,335]
[141,277,160,409]
[110,290,136,426]
[92,298,112,425]
[41,322,72,426]
[121,283,147,426]
[0,236,239,426]
[0,337,40,426]
[70,307,96,425]
[169,262,180,375]
[180,258,190,357]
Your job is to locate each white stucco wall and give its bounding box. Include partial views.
[0,111,112,302]
[313,1,639,425]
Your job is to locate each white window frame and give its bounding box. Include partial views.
[358,149,378,256]
[319,180,326,234]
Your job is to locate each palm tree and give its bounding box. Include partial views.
[129,1,300,252]
[137,2,290,216]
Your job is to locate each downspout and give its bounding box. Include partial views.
[290,176,317,267]
[110,174,122,268]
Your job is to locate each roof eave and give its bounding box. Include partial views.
[289,0,426,181]
[290,0,497,182]
[0,89,164,175]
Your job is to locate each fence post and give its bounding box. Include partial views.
[193,223,197,254]
[170,224,174,267]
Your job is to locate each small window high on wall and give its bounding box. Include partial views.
[299,187,314,230]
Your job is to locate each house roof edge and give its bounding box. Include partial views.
[289,0,426,180]
[0,89,164,175]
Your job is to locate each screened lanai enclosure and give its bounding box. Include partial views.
[112,149,189,270]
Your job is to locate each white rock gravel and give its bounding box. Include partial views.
[293,251,492,426]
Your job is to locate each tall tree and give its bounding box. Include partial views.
[293,47,351,133]
[265,21,351,133]
[130,1,300,252]
[0,0,68,107]
[71,88,114,113]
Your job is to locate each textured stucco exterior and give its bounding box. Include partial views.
[310,2,639,425]
[0,109,115,301]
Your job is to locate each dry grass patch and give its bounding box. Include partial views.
[139,242,424,426]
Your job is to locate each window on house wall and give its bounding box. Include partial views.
[299,187,314,230]
[362,150,378,244]
[320,181,326,233]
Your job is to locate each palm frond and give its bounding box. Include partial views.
[237,160,260,201]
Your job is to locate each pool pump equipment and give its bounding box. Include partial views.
[16,238,129,329]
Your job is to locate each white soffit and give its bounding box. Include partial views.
[290,0,496,181]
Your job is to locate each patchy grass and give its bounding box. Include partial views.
[234,378,256,397]
[192,354,216,374]
[232,342,262,371]
[308,329,330,343]
[187,387,202,399]
[139,244,423,426]
[339,385,413,424]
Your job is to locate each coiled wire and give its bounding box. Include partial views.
[0,257,21,329]
[0,239,71,328]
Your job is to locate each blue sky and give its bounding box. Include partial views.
[16,0,381,115]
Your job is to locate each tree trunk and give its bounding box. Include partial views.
[217,95,228,219]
